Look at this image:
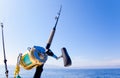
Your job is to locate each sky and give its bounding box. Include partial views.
[0,0,120,68]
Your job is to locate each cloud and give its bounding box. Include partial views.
[70,56,120,68]
[101,59,120,66]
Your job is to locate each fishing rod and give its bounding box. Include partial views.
[1,23,8,78]
[14,6,71,78]
[45,6,72,66]
[46,5,62,50]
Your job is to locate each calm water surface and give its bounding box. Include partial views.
[0,66,120,78]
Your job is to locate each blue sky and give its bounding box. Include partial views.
[0,0,120,68]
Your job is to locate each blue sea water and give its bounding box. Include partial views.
[0,65,120,78]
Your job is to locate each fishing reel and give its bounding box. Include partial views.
[14,46,72,77]
[17,46,71,70]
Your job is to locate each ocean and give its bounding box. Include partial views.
[0,66,120,78]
